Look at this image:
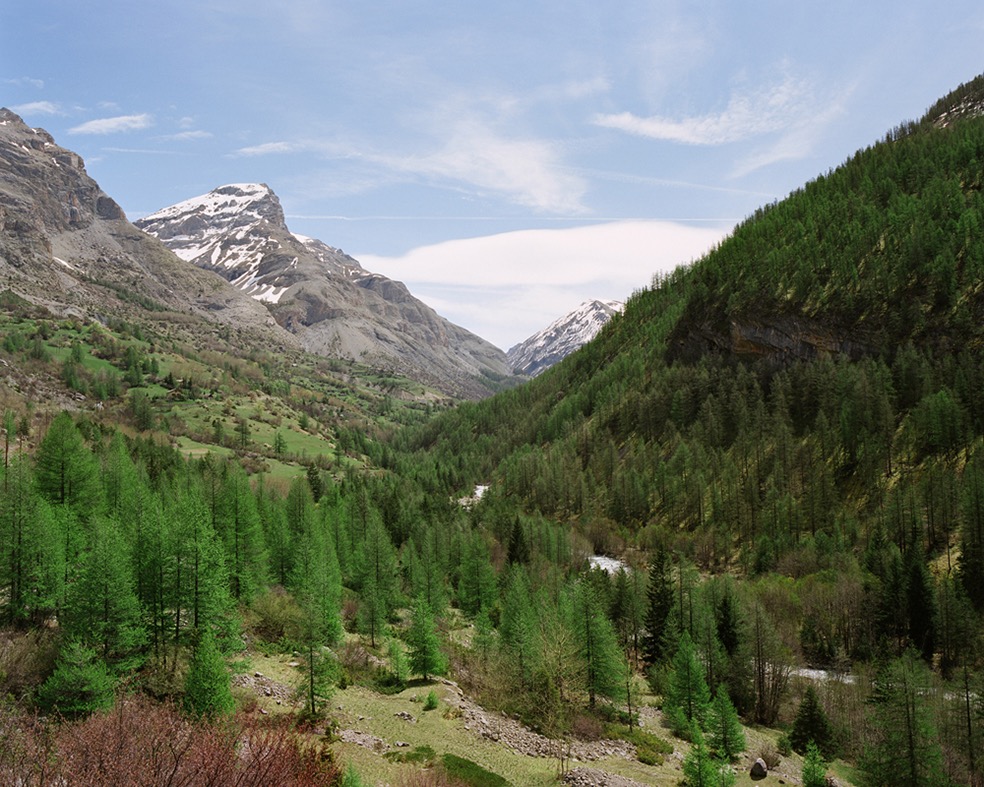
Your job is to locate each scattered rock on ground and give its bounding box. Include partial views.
[562,767,651,786]
[445,690,635,762]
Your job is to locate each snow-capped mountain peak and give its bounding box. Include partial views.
[507,299,624,377]
[136,183,514,398]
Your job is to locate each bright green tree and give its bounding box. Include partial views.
[706,684,745,762]
[683,722,733,787]
[37,640,116,717]
[573,581,627,708]
[183,626,235,719]
[63,515,146,670]
[665,631,712,738]
[406,594,446,680]
[861,652,948,787]
[802,741,828,787]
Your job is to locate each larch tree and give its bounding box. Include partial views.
[861,651,948,787]
[406,594,446,681]
[183,626,235,720]
[664,630,711,739]
[572,581,627,709]
[706,684,746,762]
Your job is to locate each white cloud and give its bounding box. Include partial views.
[357,220,728,349]
[161,130,213,142]
[11,101,60,116]
[593,74,814,145]
[384,119,587,214]
[68,113,154,135]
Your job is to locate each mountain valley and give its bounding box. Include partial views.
[5,74,984,787]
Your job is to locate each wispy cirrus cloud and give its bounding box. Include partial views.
[68,113,154,135]
[4,77,44,89]
[232,120,586,214]
[11,100,60,116]
[593,74,814,146]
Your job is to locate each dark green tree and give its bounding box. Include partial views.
[790,685,835,758]
[644,544,675,665]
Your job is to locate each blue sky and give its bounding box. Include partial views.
[4,2,983,350]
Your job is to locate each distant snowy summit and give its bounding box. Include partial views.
[507,299,623,377]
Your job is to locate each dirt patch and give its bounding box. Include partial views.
[232,671,297,706]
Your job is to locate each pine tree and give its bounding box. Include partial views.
[706,684,745,762]
[644,544,675,665]
[406,594,446,680]
[790,684,835,758]
[183,627,235,719]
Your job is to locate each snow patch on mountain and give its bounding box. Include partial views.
[507,299,623,377]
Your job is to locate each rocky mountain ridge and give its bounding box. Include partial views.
[0,108,287,346]
[507,299,623,377]
[137,184,516,398]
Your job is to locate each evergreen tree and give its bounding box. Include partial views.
[790,684,836,758]
[573,581,628,708]
[861,652,948,787]
[906,548,937,663]
[664,631,712,738]
[644,544,675,665]
[507,516,530,564]
[406,594,446,680]
[183,626,235,719]
[36,640,115,717]
[802,741,828,787]
[63,515,146,670]
[706,684,746,762]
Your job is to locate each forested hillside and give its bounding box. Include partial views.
[5,76,984,786]
[387,75,984,784]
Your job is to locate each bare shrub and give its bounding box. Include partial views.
[0,629,59,697]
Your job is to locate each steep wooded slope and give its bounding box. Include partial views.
[396,75,984,576]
